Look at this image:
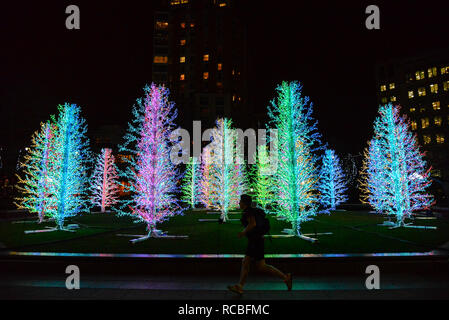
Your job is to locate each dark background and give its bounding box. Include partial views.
[1,0,449,171]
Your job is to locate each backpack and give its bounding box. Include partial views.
[253,207,270,236]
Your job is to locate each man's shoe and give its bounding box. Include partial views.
[227,284,243,295]
[284,273,292,291]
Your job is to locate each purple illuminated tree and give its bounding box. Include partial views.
[116,83,183,236]
[199,146,216,209]
[90,148,119,213]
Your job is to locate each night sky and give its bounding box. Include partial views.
[2,0,449,171]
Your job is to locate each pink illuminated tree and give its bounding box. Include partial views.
[115,83,183,237]
[90,148,119,213]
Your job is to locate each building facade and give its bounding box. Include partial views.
[376,50,449,204]
[151,0,249,132]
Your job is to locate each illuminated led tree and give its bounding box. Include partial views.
[199,146,216,209]
[90,148,119,213]
[359,139,388,213]
[208,118,247,222]
[267,81,323,238]
[181,156,201,209]
[250,144,274,210]
[116,84,182,237]
[230,160,248,210]
[318,149,348,212]
[15,121,57,223]
[369,103,434,227]
[50,103,91,230]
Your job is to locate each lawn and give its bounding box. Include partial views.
[0,210,448,254]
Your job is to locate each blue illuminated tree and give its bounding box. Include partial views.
[368,103,434,226]
[318,149,348,212]
[50,103,91,229]
[115,83,183,236]
[181,156,201,209]
[267,81,323,237]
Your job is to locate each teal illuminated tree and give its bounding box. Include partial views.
[359,139,388,213]
[267,81,323,237]
[116,83,183,237]
[367,103,434,227]
[15,121,57,223]
[90,148,119,213]
[208,118,247,221]
[50,103,91,229]
[181,156,201,209]
[318,149,348,212]
[250,144,274,210]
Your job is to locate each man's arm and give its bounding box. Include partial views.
[239,215,256,238]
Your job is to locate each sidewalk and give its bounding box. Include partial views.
[1,273,449,300]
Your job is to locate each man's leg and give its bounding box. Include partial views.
[255,259,287,280]
[238,256,251,288]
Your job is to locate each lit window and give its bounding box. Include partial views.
[415,70,425,80]
[390,96,396,102]
[153,56,168,64]
[380,85,386,92]
[218,1,227,7]
[180,56,185,63]
[420,107,426,113]
[190,22,195,28]
[418,87,426,96]
[434,116,442,126]
[170,0,189,5]
[428,67,437,78]
[180,39,186,46]
[430,83,438,94]
[444,81,449,91]
[389,83,395,90]
[232,69,235,75]
[432,169,442,178]
[432,101,440,111]
[408,90,414,99]
[410,107,416,113]
[411,121,418,131]
[217,63,222,71]
[441,66,449,74]
[436,134,445,144]
[381,97,387,104]
[421,118,429,129]
[155,21,168,30]
[203,54,209,62]
[232,94,236,102]
[180,74,185,80]
[423,135,431,145]
[180,22,186,28]
[203,72,209,80]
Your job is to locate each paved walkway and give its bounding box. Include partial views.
[1,273,448,299]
